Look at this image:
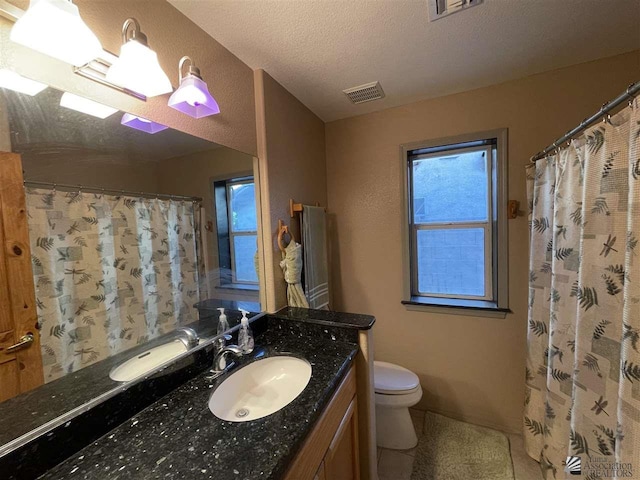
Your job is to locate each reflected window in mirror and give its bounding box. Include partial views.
[213,176,259,289]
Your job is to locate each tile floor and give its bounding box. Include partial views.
[376,409,544,480]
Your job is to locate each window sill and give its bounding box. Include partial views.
[401,297,510,318]
[215,283,259,293]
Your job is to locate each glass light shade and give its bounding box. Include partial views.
[10,0,103,67]
[168,75,220,118]
[121,113,168,134]
[106,41,172,98]
[0,69,47,96]
[60,92,118,119]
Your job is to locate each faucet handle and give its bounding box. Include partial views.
[214,334,232,352]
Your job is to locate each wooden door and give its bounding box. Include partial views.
[324,397,360,480]
[0,152,44,401]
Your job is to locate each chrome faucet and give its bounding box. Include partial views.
[175,327,199,349]
[206,334,244,379]
[214,344,243,370]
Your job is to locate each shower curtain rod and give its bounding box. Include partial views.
[24,180,202,203]
[530,81,640,163]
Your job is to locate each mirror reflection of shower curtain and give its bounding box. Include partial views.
[26,188,201,382]
[524,100,639,477]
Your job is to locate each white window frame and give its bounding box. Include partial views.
[401,129,509,315]
[226,178,259,285]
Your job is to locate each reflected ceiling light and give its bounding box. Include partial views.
[60,92,118,119]
[0,69,47,96]
[168,56,220,118]
[10,0,103,67]
[120,113,168,134]
[106,18,172,98]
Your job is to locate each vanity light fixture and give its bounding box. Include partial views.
[0,69,47,96]
[106,18,172,98]
[60,92,118,119]
[168,56,220,118]
[120,113,168,134]
[10,0,103,67]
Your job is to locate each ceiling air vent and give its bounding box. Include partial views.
[428,0,483,21]
[343,81,385,105]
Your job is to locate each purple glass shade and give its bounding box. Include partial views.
[168,75,220,118]
[121,113,168,134]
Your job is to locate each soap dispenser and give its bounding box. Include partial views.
[238,309,254,354]
[216,308,229,336]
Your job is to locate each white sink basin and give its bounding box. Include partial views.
[208,356,312,422]
[110,338,207,382]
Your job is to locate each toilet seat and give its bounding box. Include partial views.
[374,361,420,395]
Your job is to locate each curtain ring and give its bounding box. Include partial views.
[626,83,635,97]
[600,103,612,124]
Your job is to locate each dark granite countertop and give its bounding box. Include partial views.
[0,319,221,450]
[270,307,376,330]
[39,327,358,480]
[0,312,260,452]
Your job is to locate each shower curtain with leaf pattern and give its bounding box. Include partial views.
[26,189,201,382]
[524,99,640,479]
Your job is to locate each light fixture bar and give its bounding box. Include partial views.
[74,56,146,101]
[0,2,150,102]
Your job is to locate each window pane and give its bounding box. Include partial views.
[233,235,258,283]
[416,228,485,296]
[412,150,488,224]
[229,182,257,232]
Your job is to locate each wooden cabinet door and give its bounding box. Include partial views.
[313,460,326,480]
[0,152,44,401]
[324,397,360,480]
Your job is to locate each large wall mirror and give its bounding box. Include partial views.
[0,79,264,452]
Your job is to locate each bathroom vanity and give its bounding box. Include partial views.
[2,310,375,480]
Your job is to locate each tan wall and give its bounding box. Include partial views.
[325,50,640,433]
[0,0,257,157]
[254,69,327,311]
[21,154,161,192]
[157,147,259,302]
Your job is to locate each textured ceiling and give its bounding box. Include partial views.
[169,0,640,122]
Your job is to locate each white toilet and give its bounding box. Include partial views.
[374,361,423,450]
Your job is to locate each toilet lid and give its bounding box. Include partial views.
[374,361,420,394]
